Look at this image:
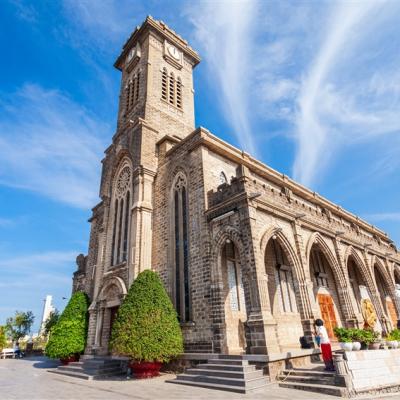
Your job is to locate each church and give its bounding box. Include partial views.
[73,16,400,360]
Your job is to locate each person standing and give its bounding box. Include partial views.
[315,319,334,371]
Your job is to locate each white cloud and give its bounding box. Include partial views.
[293,1,400,187]
[0,84,107,208]
[186,0,259,156]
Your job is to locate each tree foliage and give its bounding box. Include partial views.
[5,311,35,342]
[43,310,60,336]
[0,326,7,350]
[110,270,183,362]
[45,292,89,359]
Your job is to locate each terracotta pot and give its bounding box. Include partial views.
[60,354,79,365]
[130,361,162,379]
[368,342,381,350]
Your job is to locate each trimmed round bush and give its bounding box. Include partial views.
[110,270,183,362]
[45,291,89,359]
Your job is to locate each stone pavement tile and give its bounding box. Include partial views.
[2,357,400,400]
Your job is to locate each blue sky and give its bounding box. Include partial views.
[0,0,399,333]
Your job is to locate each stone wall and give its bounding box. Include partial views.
[344,349,400,393]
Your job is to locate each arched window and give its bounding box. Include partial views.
[271,239,297,313]
[169,72,175,105]
[134,71,140,102]
[176,77,182,109]
[173,173,190,322]
[111,164,132,266]
[161,68,168,101]
[223,241,245,311]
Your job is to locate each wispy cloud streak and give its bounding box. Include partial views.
[293,2,378,186]
[0,84,107,208]
[186,0,259,156]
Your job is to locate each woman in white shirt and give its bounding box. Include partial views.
[315,319,334,371]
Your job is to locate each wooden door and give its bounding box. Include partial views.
[317,294,338,340]
[386,300,398,328]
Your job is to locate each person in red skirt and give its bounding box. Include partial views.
[315,318,335,371]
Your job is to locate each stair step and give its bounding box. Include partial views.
[208,359,248,366]
[278,374,336,385]
[49,370,93,380]
[186,368,263,379]
[279,381,347,397]
[281,369,335,377]
[199,363,254,372]
[175,373,267,389]
[166,378,267,394]
[217,355,245,360]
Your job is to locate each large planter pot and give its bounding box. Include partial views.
[352,341,361,351]
[130,361,162,379]
[368,342,381,350]
[340,342,353,352]
[60,354,79,365]
[387,340,399,349]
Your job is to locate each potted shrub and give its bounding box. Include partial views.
[349,328,362,351]
[110,270,183,378]
[386,331,399,349]
[334,327,353,351]
[45,291,89,364]
[362,329,380,350]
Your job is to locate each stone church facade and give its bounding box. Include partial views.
[73,16,400,357]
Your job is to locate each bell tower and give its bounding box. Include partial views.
[114,16,200,140]
[103,17,200,284]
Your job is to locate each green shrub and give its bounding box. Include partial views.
[0,326,7,351]
[333,327,352,342]
[45,291,89,359]
[110,270,183,362]
[388,329,400,341]
[361,328,380,345]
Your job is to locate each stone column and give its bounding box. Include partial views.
[334,238,358,327]
[128,167,156,286]
[292,222,316,347]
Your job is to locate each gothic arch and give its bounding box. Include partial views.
[110,151,133,185]
[344,245,375,292]
[211,225,246,284]
[98,276,127,304]
[306,232,345,286]
[372,256,395,292]
[259,227,302,282]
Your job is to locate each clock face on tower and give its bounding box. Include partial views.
[168,45,180,61]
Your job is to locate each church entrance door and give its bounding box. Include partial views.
[317,294,338,340]
[108,306,119,340]
[386,300,397,328]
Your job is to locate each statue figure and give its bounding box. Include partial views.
[76,254,87,272]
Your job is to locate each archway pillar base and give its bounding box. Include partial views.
[300,318,316,349]
[246,311,280,355]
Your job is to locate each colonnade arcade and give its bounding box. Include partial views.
[211,225,400,355]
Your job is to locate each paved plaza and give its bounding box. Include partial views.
[0,357,400,400]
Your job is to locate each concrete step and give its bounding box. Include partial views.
[208,359,248,366]
[167,378,267,394]
[216,355,245,360]
[175,373,267,389]
[186,368,263,380]
[279,381,347,397]
[198,363,254,372]
[281,369,335,377]
[57,365,124,375]
[49,368,126,381]
[278,374,336,385]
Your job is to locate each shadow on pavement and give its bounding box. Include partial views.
[25,356,60,369]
